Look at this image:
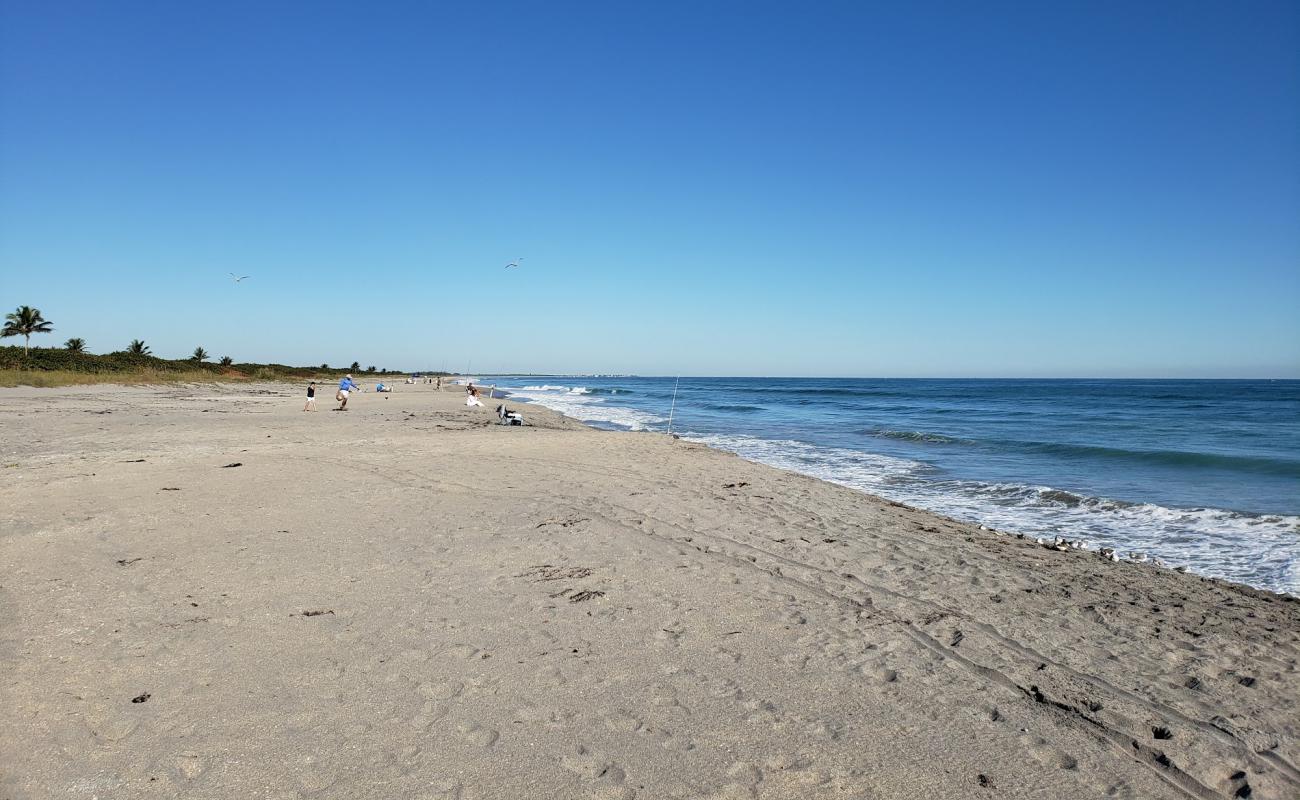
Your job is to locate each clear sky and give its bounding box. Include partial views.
[1,0,1297,377]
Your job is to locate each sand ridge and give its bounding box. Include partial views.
[1,382,1297,799]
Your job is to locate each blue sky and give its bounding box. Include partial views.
[1,0,1296,377]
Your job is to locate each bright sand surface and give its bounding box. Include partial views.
[2,382,1297,800]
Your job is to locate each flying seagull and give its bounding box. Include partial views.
[230,273,251,283]
[504,258,523,269]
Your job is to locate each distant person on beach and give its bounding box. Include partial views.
[436,376,442,389]
[336,374,360,410]
[303,382,317,411]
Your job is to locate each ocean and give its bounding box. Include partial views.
[485,377,1300,595]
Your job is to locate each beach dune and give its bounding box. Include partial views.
[1,382,1296,799]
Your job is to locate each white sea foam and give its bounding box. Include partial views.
[688,434,927,487]
[689,432,1300,595]
[506,386,666,431]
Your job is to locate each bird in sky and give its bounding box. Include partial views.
[504,258,523,269]
[229,273,251,282]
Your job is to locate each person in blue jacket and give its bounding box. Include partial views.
[335,374,361,411]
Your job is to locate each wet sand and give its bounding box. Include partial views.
[1,382,1297,799]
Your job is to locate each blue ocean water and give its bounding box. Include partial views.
[487,378,1300,595]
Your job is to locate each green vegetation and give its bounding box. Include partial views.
[0,301,448,387]
[0,345,331,387]
[2,306,54,354]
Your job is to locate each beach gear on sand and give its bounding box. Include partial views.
[496,404,523,425]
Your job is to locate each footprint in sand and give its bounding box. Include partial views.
[742,698,781,725]
[711,646,742,663]
[706,677,743,700]
[514,703,575,729]
[396,648,431,664]
[802,717,845,741]
[561,745,620,781]
[444,643,480,660]
[700,783,760,800]
[643,727,695,752]
[855,661,898,684]
[727,762,764,786]
[533,665,567,686]
[173,752,205,781]
[1026,737,1079,770]
[456,722,499,748]
[603,710,644,733]
[764,753,811,772]
[409,702,450,730]
[92,716,139,742]
[417,680,463,700]
[425,778,463,799]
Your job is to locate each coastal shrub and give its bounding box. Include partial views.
[0,346,221,374]
[0,345,376,383]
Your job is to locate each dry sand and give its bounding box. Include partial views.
[1,382,1297,800]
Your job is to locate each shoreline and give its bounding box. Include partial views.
[2,382,1297,799]
[500,385,1300,598]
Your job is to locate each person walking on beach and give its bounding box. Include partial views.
[303,382,317,411]
[336,374,361,411]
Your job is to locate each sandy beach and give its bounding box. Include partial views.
[1,381,1297,800]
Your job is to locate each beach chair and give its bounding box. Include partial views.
[496,404,524,426]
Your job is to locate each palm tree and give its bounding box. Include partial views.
[127,339,150,355]
[2,306,54,354]
[192,347,209,362]
[367,365,376,373]
[219,356,233,366]
[320,363,329,370]
[350,361,361,372]
[64,337,87,353]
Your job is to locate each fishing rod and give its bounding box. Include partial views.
[667,376,680,436]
